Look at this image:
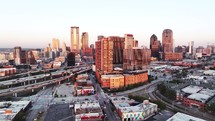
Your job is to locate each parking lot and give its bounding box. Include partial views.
[44,103,74,121]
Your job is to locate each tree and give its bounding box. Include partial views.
[206,103,215,112]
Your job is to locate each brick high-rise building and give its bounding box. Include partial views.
[150,34,161,58]
[123,47,151,71]
[71,26,79,52]
[124,34,134,49]
[162,29,173,53]
[109,36,124,64]
[81,32,89,50]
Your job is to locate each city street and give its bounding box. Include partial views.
[89,73,120,121]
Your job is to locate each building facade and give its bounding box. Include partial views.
[52,38,60,51]
[81,32,89,50]
[123,47,151,70]
[71,26,79,52]
[150,34,161,58]
[124,34,134,49]
[162,29,173,53]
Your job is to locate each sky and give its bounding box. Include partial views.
[0,0,215,48]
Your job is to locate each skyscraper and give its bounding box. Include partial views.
[71,26,79,52]
[162,29,183,61]
[14,46,21,65]
[162,29,173,53]
[150,34,161,58]
[81,32,89,50]
[124,34,134,49]
[62,41,67,52]
[52,38,60,51]
[188,41,194,54]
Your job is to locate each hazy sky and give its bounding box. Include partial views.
[0,0,215,48]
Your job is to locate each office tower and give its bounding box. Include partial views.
[124,34,134,49]
[62,41,67,52]
[52,38,60,51]
[26,50,36,64]
[123,47,151,70]
[71,26,79,52]
[150,34,161,58]
[162,29,183,61]
[14,46,22,65]
[162,29,173,53]
[67,52,75,66]
[81,32,89,50]
[188,41,194,54]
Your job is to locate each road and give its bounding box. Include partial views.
[25,86,56,121]
[89,73,119,121]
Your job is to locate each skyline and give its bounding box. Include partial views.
[0,0,215,48]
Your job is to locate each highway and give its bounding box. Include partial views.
[0,67,92,97]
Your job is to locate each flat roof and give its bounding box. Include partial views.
[74,101,103,117]
[0,101,30,121]
[101,74,124,78]
[167,112,206,121]
[181,85,203,94]
[110,96,157,113]
[187,93,211,103]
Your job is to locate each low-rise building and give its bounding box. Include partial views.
[179,85,215,109]
[76,74,88,80]
[101,74,124,89]
[75,86,95,96]
[163,52,183,61]
[0,101,31,121]
[110,96,157,121]
[124,70,148,86]
[0,68,16,76]
[74,101,104,121]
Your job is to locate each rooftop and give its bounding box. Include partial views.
[110,96,157,113]
[187,93,211,103]
[167,112,206,121]
[74,101,103,117]
[101,74,124,78]
[0,101,30,121]
[181,85,203,94]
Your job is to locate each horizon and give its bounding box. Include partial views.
[0,0,215,48]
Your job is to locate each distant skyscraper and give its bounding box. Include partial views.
[62,41,67,52]
[52,38,60,51]
[81,32,89,50]
[14,46,21,65]
[188,41,194,54]
[150,34,161,58]
[124,34,134,49]
[162,29,173,53]
[71,26,79,52]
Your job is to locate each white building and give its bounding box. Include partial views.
[167,112,206,121]
[110,96,157,121]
